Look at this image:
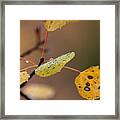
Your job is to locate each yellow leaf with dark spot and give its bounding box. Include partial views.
[75,66,100,100]
[20,71,30,85]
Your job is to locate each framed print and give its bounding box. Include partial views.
[0,0,120,119]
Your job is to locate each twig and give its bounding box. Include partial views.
[41,31,49,58]
[35,26,41,45]
[20,63,81,74]
[20,41,47,57]
[64,66,81,73]
[20,65,38,72]
[20,91,31,100]
[20,81,27,88]
[20,26,45,100]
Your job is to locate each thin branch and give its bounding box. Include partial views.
[20,41,47,57]
[20,63,81,74]
[20,26,45,100]
[20,81,27,88]
[35,26,41,45]
[64,66,81,73]
[20,91,31,100]
[20,65,38,72]
[41,31,49,58]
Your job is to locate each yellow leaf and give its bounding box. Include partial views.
[75,66,100,100]
[35,52,75,77]
[20,71,30,85]
[44,20,73,31]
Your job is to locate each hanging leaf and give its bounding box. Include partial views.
[44,20,73,31]
[22,84,55,100]
[75,66,100,100]
[20,71,30,85]
[35,52,75,77]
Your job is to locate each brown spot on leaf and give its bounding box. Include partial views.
[86,82,90,86]
[84,86,90,91]
[88,75,93,79]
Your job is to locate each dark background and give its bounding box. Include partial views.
[20,20,100,100]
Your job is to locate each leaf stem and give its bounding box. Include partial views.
[20,65,38,72]
[64,66,81,73]
[20,64,81,74]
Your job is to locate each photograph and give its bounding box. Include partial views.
[20,20,100,100]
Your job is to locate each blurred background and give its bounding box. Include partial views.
[20,20,100,100]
